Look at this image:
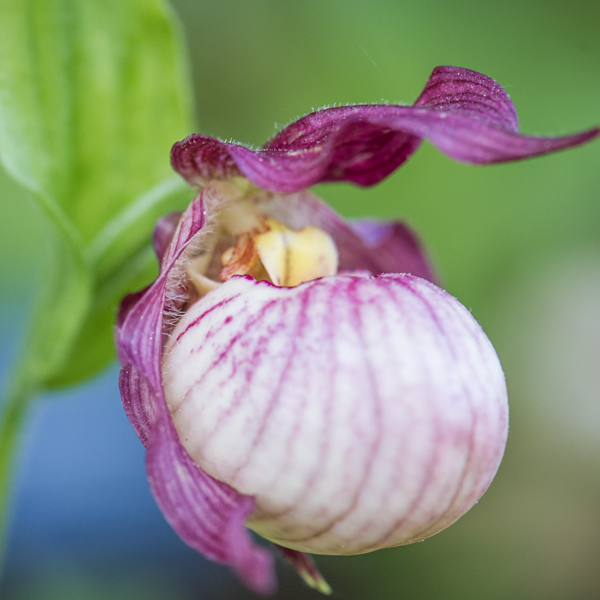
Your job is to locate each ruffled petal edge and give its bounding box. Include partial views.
[171,66,599,193]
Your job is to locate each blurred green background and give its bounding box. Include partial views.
[1,0,599,598]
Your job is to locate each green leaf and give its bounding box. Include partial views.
[87,175,192,282]
[0,0,193,384]
[0,202,92,565]
[47,243,155,388]
[49,177,194,387]
[25,213,93,384]
[0,0,194,560]
[0,0,193,243]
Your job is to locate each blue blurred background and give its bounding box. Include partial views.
[1,0,599,598]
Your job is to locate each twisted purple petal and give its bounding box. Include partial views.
[413,65,519,129]
[145,414,275,594]
[116,193,276,594]
[171,66,599,193]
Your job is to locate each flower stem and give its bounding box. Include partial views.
[0,368,35,569]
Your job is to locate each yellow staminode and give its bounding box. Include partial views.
[253,218,338,287]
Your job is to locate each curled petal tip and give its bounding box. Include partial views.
[277,547,332,595]
[232,546,277,596]
[302,572,332,596]
[578,126,600,143]
[171,133,242,185]
[226,498,278,595]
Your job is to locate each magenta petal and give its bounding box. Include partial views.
[116,287,149,337]
[225,498,277,594]
[116,192,276,593]
[171,66,599,193]
[413,65,519,130]
[117,213,184,344]
[171,135,242,188]
[118,363,156,447]
[146,414,276,595]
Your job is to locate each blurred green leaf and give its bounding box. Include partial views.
[0,0,194,562]
[0,0,192,243]
[0,0,192,385]
[0,212,91,557]
[50,176,193,387]
[25,215,92,385]
[46,243,152,388]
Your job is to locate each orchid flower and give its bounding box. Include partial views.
[116,66,599,595]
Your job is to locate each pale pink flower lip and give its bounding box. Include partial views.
[116,66,597,595]
[162,273,508,556]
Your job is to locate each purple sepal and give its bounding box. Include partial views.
[413,65,519,130]
[171,66,599,193]
[116,193,277,594]
[118,364,155,447]
[146,412,275,594]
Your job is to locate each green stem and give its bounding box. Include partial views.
[0,368,35,568]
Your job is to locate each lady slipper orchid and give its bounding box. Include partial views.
[116,66,599,595]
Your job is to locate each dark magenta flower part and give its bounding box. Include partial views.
[171,66,599,193]
[116,188,437,594]
[117,198,276,594]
